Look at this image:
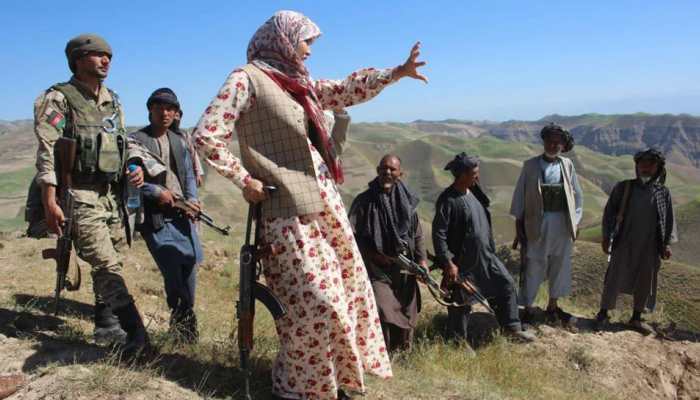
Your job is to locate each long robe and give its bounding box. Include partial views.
[349,181,426,351]
[433,186,521,337]
[601,179,677,311]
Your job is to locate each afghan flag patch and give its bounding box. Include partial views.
[46,110,66,130]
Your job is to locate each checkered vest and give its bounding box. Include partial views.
[237,64,325,219]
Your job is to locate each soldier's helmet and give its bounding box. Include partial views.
[65,34,112,73]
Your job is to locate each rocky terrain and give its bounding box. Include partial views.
[408,113,700,168]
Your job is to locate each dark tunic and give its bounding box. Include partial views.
[349,180,425,344]
[601,179,677,311]
[433,186,521,336]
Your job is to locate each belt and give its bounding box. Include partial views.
[72,182,110,196]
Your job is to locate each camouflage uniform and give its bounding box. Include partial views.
[34,76,136,311]
[33,35,151,356]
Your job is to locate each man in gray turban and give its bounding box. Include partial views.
[595,148,677,334]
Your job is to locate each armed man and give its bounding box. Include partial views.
[129,88,204,343]
[595,148,677,334]
[349,154,426,352]
[33,34,149,355]
[510,123,583,326]
[433,153,536,343]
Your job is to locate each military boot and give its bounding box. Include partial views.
[93,302,127,346]
[112,302,150,357]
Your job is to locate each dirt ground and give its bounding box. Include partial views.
[1,236,699,400]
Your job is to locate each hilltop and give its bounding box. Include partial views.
[0,234,698,400]
[408,113,700,168]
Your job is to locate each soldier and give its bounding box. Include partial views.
[129,88,203,343]
[509,123,583,326]
[34,34,149,355]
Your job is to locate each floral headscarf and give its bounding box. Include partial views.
[245,11,344,184]
[247,10,322,81]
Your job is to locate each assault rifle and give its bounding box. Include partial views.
[42,137,81,315]
[170,192,231,236]
[238,186,286,400]
[396,253,494,313]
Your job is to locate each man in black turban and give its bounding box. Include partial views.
[433,153,536,343]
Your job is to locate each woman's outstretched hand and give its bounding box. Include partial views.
[394,42,428,83]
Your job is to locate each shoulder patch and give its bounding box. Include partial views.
[45,109,66,130]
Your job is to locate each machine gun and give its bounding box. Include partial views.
[42,137,81,315]
[238,186,286,400]
[395,253,494,314]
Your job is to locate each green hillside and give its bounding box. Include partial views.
[674,199,700,268]
[3,122,700,258]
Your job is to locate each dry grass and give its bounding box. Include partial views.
[1,230,699,399]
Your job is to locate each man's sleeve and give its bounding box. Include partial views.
[126,137,167,179]
[666,189,678,244]
[509,164,527,219]
[432,197,454,267]
[347,194,364,232]
[182,144,198,201]
[570,161,584,226]
[33,89,68,187]
[413,214,427,263]
[140,182,162,201]
[125,135,165,202]
[602,181,623,241]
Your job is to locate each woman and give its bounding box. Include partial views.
[194,10,427,400]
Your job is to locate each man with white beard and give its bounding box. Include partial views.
[595,148,677,334]
[510,123,583,326]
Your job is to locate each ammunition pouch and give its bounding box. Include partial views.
[542,183,566,212]
[52,82,126,185]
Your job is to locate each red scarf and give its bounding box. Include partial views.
[262,70,344,185]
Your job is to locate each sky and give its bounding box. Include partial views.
[1,0,699,127]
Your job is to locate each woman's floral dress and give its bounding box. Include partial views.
[194,67,396,399]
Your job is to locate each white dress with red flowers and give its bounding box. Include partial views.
[194,67,395,400]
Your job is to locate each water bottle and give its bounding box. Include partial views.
[126,164,141,209]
